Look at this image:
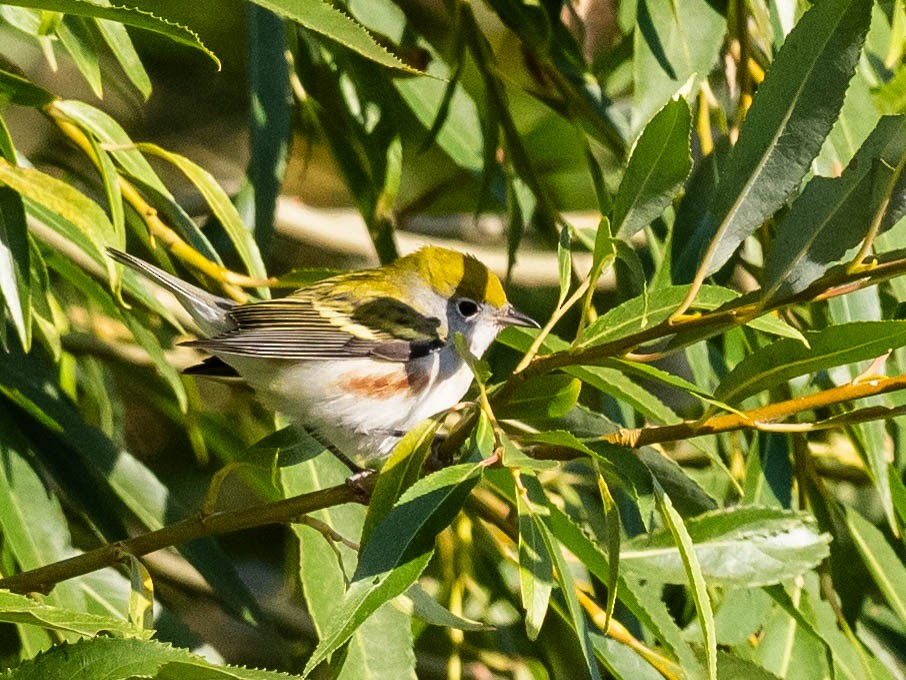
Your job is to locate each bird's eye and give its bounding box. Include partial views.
[456,298,479,319]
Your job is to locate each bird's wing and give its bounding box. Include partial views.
[184,294,445,362]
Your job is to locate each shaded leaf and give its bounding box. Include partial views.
[0,114,30,350]
[844,506,906,622]
[496,374,581,420]
[632,0,725,134]
[0,67,56,107]
[715,321,906,404]
[764,115,906,302]
[0,636,293,679]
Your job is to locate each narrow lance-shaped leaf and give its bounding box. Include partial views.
[763,115,906,302]
[4,637,293,680]
[360,418,439,545]
[250,0,424,74]
[515,471,554,641]
[0,412,85,613]
[715,321,906,405]
[2,0,220,67]
[57,15,103,99]
[0,67,56,107]
[653,480,717,680]
[136,144,269,285]
[0,114,30,350]
[844,506,906,623]
[698,0,873,277]
[613,97,693,238]
[0,158,119,292]
[91,0,152,99]
[246,3,291,253]
[0,590,137,639]
[304,463,482,675]
[524,471,602,680]
[631,0,725,133]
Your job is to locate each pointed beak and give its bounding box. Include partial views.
[499,303,540,329]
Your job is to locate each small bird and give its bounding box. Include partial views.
[109,247,538,469]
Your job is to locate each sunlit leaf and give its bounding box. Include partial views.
[700,0,873,276]
[623,507,831,587]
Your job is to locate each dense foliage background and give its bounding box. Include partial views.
[2,0,906,678]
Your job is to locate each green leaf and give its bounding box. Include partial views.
[402,584,492,632]
[1,0,220,68]
[0,114,30,350]
[304,463,481,675]
[700,0,873,276]
[0,413,85,613]
[0,636,294,679]
[715,321,906,404]
[361,418,439,546]
[86,131,125,252]
[844,506,906,622]
[568,364,681,424]
[0,157,119,291]
[0,67,56,107]
[888,465,906,529]
[613,97,692,238]
[246,4,290,252]
[582,285,784,347]
[546,506,703,675]
[530,491,601,679]
[653,481,716,680]
[496,374,581,420]
[53,100,169,196]
[631,0,725,134]
[250,0,424,74]
[764,115,906,302]
[95,14,152,99]
[591,634,665,680]
[622,507,831,587]
[557,224,572,306]
[515,472,554,640]
[285,453,416,680]
[136,144,268,283]
[58,15,103,98]
[0,590,135,639]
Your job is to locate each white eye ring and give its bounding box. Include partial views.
[456,298,479,319]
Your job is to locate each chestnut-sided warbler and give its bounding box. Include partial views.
[110,247,538,468]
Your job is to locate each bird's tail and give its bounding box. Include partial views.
[107,248,235,336]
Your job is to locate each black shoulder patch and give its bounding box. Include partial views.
[183,356,240,377]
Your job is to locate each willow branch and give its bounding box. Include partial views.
[0,484,359,595]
